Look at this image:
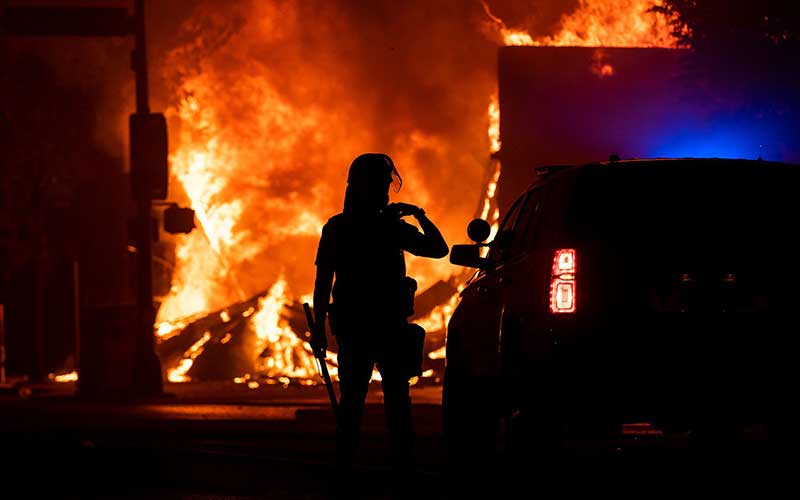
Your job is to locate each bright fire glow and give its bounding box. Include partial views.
[428,345,446,360]
[592,49,616,77]
[479,162,503,259]
[152,4,471,384]
[480,162,502,221]
[488,93,501,154]
[49,370,78,383]
[415,284,463,334]
[482,0,678,48]
[167,331,213,383]
[251,278,318,381]
[155,320,187,339]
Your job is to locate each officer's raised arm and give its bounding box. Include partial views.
[389,202,449,258]
[412,208,449,258]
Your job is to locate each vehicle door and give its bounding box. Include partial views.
[494,184,551,391]
[448,191,531,380]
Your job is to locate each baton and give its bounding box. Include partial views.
[303,303,338,415]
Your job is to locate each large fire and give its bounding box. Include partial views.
[482,0,678,48]
[147,0,679,386]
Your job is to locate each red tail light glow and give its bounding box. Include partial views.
[549,248,577,314]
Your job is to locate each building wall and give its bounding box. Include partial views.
[497,46,691,213]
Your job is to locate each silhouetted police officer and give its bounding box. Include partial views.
[312,153,448,492]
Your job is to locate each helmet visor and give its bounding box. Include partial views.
[390,164,403,193]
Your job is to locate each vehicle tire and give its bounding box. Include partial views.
[690,419,742,455]
[505,402,563,463]
[442,365,500,477]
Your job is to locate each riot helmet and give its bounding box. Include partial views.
[344,153,402,214]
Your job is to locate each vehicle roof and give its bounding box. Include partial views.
[528,157,798,191]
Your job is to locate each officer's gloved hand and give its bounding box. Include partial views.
[386,202,424,218]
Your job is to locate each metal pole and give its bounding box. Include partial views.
[32,256,46,383]
[72,259,80,373]
[1,304,6,385]
[132,0,162,395]
[134,0,150,115]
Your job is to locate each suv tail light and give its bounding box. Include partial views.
[549,249,576,314]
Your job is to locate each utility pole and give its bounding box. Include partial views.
[130,0,164,396]
[1,1,170,397]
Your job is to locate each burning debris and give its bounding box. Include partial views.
[251,278,318,382]
[157,273,455,386]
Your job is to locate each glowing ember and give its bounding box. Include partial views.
[592,49,617,78]
[488,93,501,154]
[480,162,502,221]
[416,286,463,334]
[428,346,446,361]
[167,331,212,383]
[155,320,187,339]
[480,162,503,257]
[49,370,78,383]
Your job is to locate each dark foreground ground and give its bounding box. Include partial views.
[0,381,785,499]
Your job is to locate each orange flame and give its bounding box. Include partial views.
[250,278,318,381]
[49,370,78,383]
[488,93,501,154]
[482,0,678,48]
[167,331,212,383]
[157,72,327,322]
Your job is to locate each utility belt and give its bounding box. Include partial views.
[400,276,425,379]
[329,276,426,379]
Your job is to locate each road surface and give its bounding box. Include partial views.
[0,381,782,499]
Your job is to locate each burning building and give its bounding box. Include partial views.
[5,0,795,394]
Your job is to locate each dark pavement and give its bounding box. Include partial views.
[0,382,447,499]
[0,381,785,499]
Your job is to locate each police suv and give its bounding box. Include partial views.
[444,158,795,458]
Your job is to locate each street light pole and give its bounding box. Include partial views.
[134,0,150,115]
[131,0,163,396]
[1,1,168,397]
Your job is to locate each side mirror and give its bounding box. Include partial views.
[450,244,489,269]
[450,219,492,269]
[467,218,491,243]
